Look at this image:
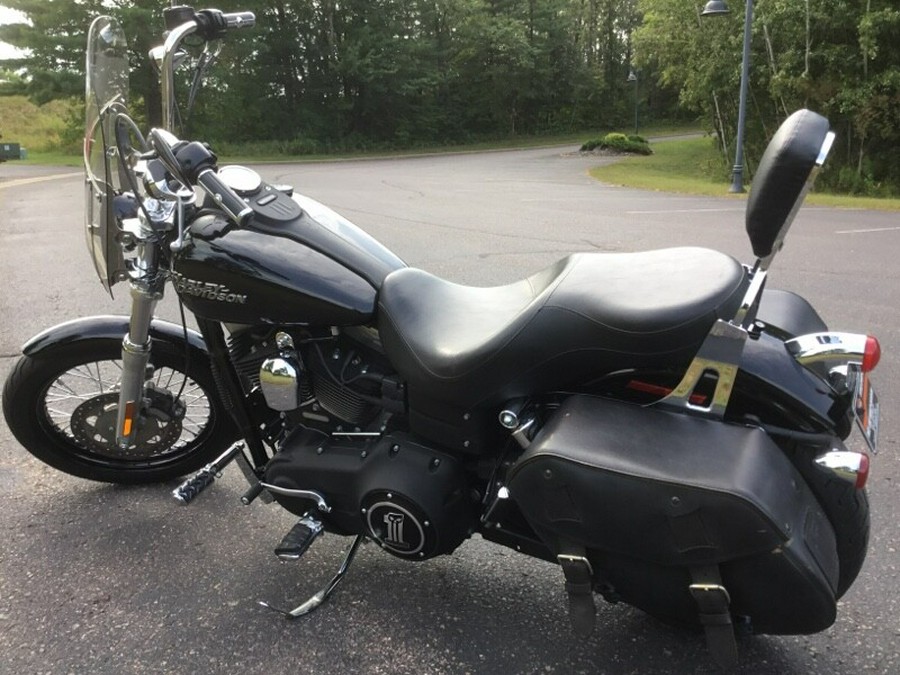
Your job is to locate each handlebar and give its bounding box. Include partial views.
[149,128,253,229]
[158,8,256,131]
[224,11,256,29]
[196,169,254,227]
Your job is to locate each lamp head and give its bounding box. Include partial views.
[701,0,731,16]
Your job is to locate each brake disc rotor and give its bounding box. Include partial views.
[70,393,183,458]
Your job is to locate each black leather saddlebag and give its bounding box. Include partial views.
[506,395,840,635]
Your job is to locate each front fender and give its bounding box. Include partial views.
[22,315,208,357]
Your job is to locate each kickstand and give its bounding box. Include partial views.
[259,534,364,619]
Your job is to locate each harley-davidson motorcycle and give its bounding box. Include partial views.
[1,7,883,668]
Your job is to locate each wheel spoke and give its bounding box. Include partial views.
[42,358,213,457]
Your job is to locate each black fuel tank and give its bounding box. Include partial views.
[172,191,406,326]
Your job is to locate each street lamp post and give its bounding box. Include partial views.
[702,0,753,193]
[627,69,639,136]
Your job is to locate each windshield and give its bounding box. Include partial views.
[84,15,129,292]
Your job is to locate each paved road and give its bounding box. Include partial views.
[1,148,898,674]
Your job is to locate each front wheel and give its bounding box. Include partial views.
[3,336,237,483]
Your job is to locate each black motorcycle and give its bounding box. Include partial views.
[1,7,882,668]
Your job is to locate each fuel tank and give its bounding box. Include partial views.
[172,184,406,326]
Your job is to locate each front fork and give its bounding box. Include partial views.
[114,244,165,449]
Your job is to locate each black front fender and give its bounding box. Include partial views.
[22,315,208,357]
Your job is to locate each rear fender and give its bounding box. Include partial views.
[756,289,827,340]
[22,315,208,357]
[735,331,852,437]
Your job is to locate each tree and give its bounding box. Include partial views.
[634,0,900,194]
[1,0,649,151]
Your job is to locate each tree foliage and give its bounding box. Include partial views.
[3,0,895,193]
[634,0,900,194]
[0,0,649,147]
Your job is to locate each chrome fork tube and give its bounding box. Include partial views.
[115,236,164,449]
[114,283,162,448]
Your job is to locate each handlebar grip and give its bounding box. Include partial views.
[197,169,254,227]
[224,11,256,29]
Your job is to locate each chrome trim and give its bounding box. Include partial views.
[498,409,519,429]
[733,267,767,327]
[260,331,303,411]
[259,534,364,619]
[785,332,868,367]
[218,165,263,195]
[512,416,536,449]
[275,331,294,350]
[260,356,302,411]
[557,554,594,576]
[172,442,244,503]
[814,449,867,486]
[658,319,747,418]
[160,21,199,131]
[817,131,836,166]
[499,398,527,430]
[275,516,324,561]
[259,483,331,513]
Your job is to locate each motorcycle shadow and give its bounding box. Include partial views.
[0,468,837,675]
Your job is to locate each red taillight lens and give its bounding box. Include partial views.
[856,452,870,489]
[862,336,881,372]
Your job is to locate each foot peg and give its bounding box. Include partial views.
[172,442,244,504]
[259,534,364,619]
[274,516,324,561]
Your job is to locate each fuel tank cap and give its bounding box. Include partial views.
[217,165,263,196]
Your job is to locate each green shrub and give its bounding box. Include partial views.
[580,132,652,155]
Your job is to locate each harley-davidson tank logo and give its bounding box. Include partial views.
[171,272,247,304]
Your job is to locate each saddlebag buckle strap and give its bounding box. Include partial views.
[689,567,738,669]
[557,552,596,638]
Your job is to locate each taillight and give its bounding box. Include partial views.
[862,335,881,372]
[856,452,871,489]
[815,449,870,490]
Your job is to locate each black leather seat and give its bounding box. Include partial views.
[377,247,748,407]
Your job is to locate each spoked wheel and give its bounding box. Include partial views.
[3,337,236,483]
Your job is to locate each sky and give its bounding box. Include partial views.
[0,6,27,61]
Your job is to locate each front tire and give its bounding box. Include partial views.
[3,336,236,483]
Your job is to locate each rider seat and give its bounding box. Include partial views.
[377,247,748,409]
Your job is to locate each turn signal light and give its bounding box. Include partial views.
[862,336,881,372]
[856,452,871,489]
[815,449,869,490]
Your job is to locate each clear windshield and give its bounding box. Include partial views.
[84,16,129,292]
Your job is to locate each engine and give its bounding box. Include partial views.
[226,325,403,430]
[225,325,476,558]
[263,427,476,559]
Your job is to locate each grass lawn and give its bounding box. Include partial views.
[590,135,900,211]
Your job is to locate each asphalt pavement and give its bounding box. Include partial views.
[1,147,897,674]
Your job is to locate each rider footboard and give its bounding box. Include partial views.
[507,394,839,635]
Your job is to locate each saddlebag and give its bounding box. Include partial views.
[506,394,839,635]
